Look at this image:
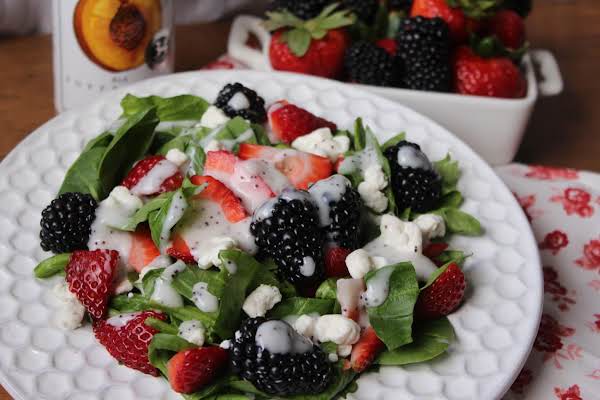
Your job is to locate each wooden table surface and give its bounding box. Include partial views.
[0,1,598,398]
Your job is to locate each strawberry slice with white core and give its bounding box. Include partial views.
[238,143,333,190]
[122,155,183,196]
[94,311,165,376]
[268,100,337,144]
[66,249,119,320]
[336,278,366,324]
[128,225,160,273]
[190,175,248,223]
[204,150,275,212]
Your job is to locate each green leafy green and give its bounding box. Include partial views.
[435,249,469,267]
[58,145,108,199]
[110,293,155,313]
[148,189,187,248]
[122,192,171,231]
[121,94,210,122]
[268,297,335,319]
[172,265,228,301]
[251,123,272,146]
[148,333,196,375]
[98,107,159,198]
[381,132,406,151]
[157,134,192,156]
[145,317,178,334]
[366,263,419,350]
[140,268,164,297]
[434,154,460,195]
[434,208,482,236]
[377,317,455,366]
[34,253,70,278]
[212,250,262,339]
[315,278,337,300]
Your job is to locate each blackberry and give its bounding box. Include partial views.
[396,17,452,92]
[268,0,330,20]
[214,82,267,123]
[40,192,98,254]
[388,0,413,11]
[384,141,442,213]
[231,317,333,396]
[251,189,325,285]
[340,0,378,24]
[344,41,402,87]
[308,175,363,249]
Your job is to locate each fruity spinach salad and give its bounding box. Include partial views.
[34,82,482,399]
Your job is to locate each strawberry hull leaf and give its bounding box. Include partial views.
[366,263,419,351]
[283,28,312,56]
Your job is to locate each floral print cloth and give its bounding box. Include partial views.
[497,164,600,400]
[203,58,600,398]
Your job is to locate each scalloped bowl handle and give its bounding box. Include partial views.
[531,49,563,97]
[228,15,272,72]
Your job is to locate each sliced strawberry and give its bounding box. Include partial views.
[122,155,183,196]
[167,233,195,264]
[168,346,229,393]
[325,247,352,278]
[66,249,119,319]
[423,242,449,260]
[349,326,385,372]
[190,175,248,223]
[268,100,337,143]
[238,144,332,190]
[416,262,466,319]
[376,38,397,56]
[128,225,160,273]
[336,278,365,323]
[94,311,165,376]
[204,150,275,211]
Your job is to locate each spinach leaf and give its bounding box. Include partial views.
[157,134,192,155]
[315,278,337,300]
[169,306,217,330]
[122,192,171,231]
[268,297,335,319]
[435,249,469,267]
[249,261,296,298]
[110,293,154,313]
[98,107,159,198]
[150,131,178,154]
[58,146,107,199]
[212,250,261,339]
[82,131,113,152]
[366,263,419,350]
[438,190,463,209]
[434,208,482,236]
[381,132,406,151]
[141,268,164,297]
[434,154,460,194]
[148,189,187,248]
[376,317,455,366]
[145,317,178,334]
[34,253,70,278]
[172,265,228,300]
[121,94,209,122]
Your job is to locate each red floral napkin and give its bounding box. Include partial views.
[202,59,600,399]
[497,164,600,400]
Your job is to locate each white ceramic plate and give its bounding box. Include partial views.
[0,70,542,400]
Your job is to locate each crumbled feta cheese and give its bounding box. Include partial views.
[194,236,237,269]
[242,285,282,318]
[53,282,85,330]
[200,105,230,129]
[337,344,352,357]
[165,148,189,167]
[380,214,423,253]
[358,180,388,213]
[220,340,232,349]
[363,164,387,190]
[346,249,374,279]
[328,353,339,362]
[291,128,350,162]
[110,186,143,212]
[414,213,446,242]
[314,315,361,346]
[293,314,319,338]
[178,320,206,346]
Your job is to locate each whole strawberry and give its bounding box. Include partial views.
[411,0,499,43]
[416,262,466,319]
[453,45,526,98]
[484,9,526,49]
[94,311,166,376]
[266,4,354,79]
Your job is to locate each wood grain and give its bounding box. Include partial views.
[0,1,599,398]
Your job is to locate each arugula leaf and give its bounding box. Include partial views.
[381,132,406,151]
[315,278,337,300]
[121,94,209,122]
[212,250,261,339]
[377,317,455,366]
[268,297,335,319]
[34,253,70,278]
[98,107,159,198]
[366,263,419,350]
[438,190,463,209]
[122,192,171,231]
[434,154,460,195]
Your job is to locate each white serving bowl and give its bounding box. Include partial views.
[228,15,563,165]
